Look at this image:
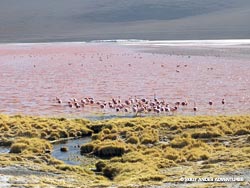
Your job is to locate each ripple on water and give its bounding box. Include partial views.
[0,43,249,117]
[0,137,92,165]
[0,147,9,154]
[51,137,91,165]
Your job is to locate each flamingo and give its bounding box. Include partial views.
[56,97,62,104]
[181,101,188,106]
[136,107,145,116]
[193,102,197,112]
[125,100,131,105]
[147,108,152,112]
[68,101,73,108]
[132,106,137,113]
[75,102,81,108]
[112,98,117,105]
[81,99,86,104]
[222,99,225,105]
[154,108,160,114]
[175,101,180,106]
[90,99,94,104]
[170,106,178,112]
[165,107,170,112]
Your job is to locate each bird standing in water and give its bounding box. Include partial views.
[222,99,225,105]
[222,98,225,111]
[193,102,197,115]
[209,101,213,106]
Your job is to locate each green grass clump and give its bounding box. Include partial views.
[184,148,210,161]
[102,128,111,134]
[94,141,126,158]
[103,165,120,180]
[139,174,165,182]
[100,160,164,183]
[87,123,113,133]
[234,128,250,136]
[124,122,136,127]
[56,164,85,173]
[9,143,28,154]
[91,133,102,140]
[120,152,145,163]
[247,136,250,142]
[48,132,61,140]
[163,147,183,161]
[191,130,222,139]
[126,135,139,144]
[170,136,191,148]
[140,128,159,144]
[103,133,118,141]
[10,137,52,154]
[0,114,92,142]
[80,143,95,154]
[81,140,126,158]
[95,160,106,172]
[58,130,69,138]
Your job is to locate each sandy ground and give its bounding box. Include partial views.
[153,169,250,188]
[0,165,59,187]
[0,165,249,188]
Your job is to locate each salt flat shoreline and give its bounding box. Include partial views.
[2,39,250,60]
[1,39,250,46]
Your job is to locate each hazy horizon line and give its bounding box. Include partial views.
[1,39,250,46]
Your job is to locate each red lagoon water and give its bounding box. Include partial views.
[0,43,249,118]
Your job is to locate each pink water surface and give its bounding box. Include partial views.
[0,43,249,118]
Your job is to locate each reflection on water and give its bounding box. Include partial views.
[52,137,91,165]
[0,137,91,165]
[0,146,9,154]
[0,43,249,117]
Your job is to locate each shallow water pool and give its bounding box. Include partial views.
[51,137,91,165]
[0,137,92,165]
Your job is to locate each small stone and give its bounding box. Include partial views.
[60,147,68,152]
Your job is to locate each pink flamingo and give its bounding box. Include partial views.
[209,101,213,106]
[68,101,73,108]
[56,97,62,104]
[222,99,225,105]
[193,102,197,113]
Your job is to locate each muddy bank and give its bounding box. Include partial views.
[0,165,66,188]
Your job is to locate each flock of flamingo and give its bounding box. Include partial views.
[55,96,226,116]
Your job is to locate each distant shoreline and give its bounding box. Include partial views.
[1,39,250,46]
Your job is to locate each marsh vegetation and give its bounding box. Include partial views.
[0,114,249,187]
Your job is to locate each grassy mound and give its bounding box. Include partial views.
[0,114,249,187]
[83,115,250,184]
[10,137,52,154]
[0,114,92,145]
